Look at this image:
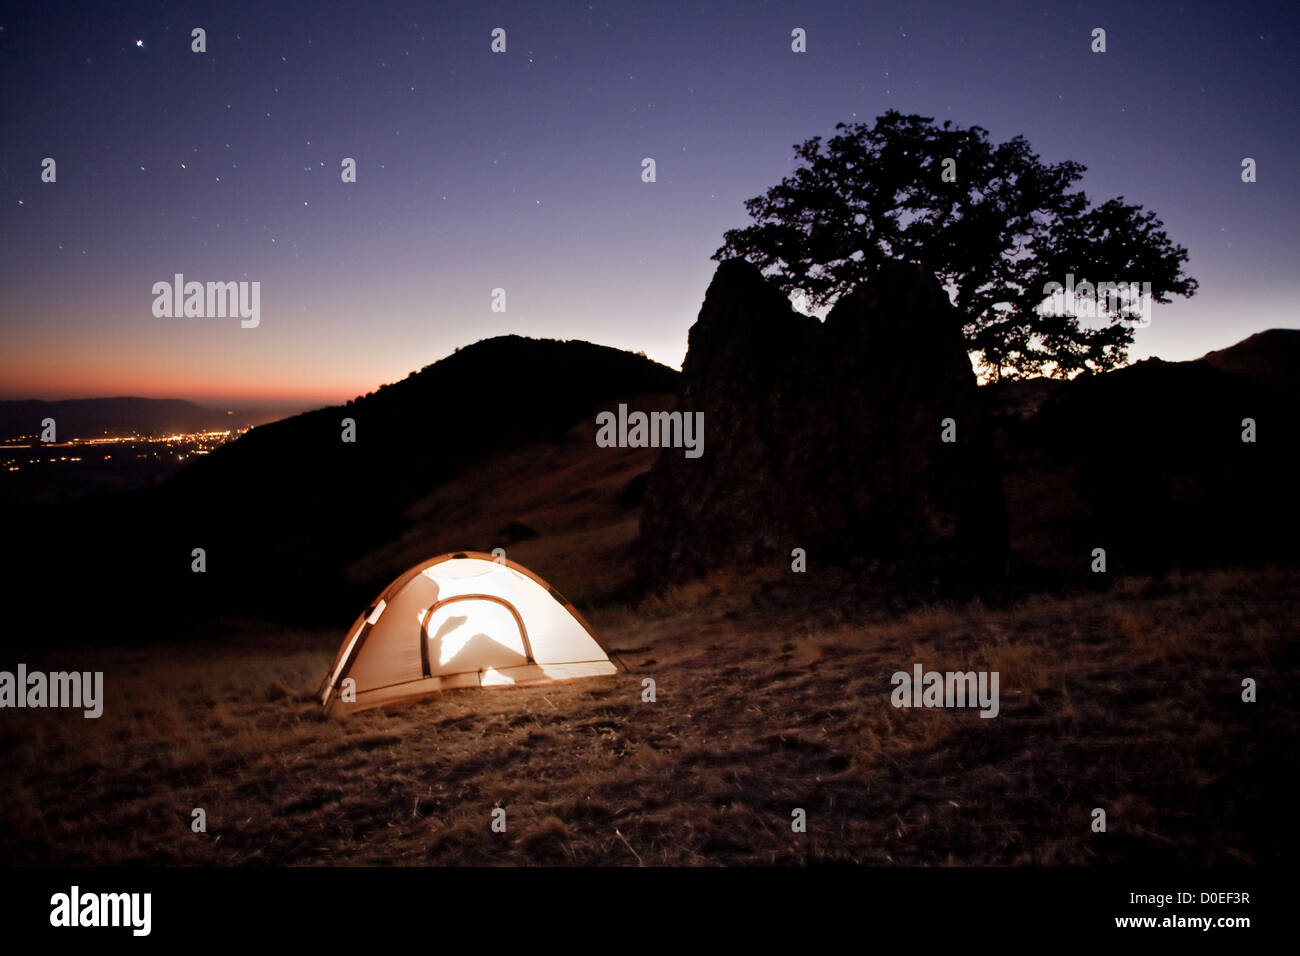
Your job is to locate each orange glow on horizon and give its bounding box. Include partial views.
[0,338,418,406]
[0,369,375,407]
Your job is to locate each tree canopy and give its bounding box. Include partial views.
[714,110,1197,380]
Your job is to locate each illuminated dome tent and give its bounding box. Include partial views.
[319,552,619,715]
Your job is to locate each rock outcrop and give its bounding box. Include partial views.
[637,259,1009,587]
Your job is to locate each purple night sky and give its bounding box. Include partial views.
[1,0,1296,404]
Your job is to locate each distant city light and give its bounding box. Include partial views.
[0,427,248,476]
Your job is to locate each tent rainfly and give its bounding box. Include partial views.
[319,551,618,714]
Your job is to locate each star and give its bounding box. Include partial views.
[135,39,143,47]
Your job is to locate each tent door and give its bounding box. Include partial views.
[420,594,535,678]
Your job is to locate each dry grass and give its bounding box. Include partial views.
[344,392,677,606]
[2,566,1294,866]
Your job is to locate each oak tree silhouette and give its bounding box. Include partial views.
[715,110,1197,380]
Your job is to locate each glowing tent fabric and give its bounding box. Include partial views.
[319,552,618,714]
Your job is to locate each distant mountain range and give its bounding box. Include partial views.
[0,397,300,442]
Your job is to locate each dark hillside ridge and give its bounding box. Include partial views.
[2,336,679,640]
[1028,350,1298,571]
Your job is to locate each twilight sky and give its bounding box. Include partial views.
[1,0,1296,405]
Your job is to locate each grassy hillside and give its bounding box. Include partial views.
[2,564,1292,865]
[344,392,675,607]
